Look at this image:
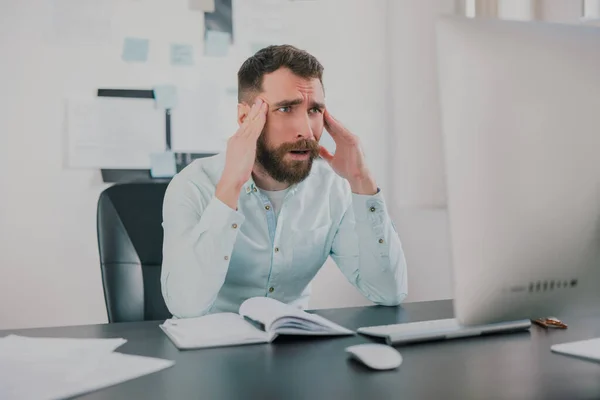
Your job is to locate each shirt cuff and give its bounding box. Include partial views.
[352,189,387,224]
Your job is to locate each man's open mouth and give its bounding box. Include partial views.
[289,150,309,154]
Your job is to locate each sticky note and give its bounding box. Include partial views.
[153,85,178,109]
[204,30,230,57]
[122,37,149,63]
[150,152,177,178]
[189,0,215,12]
[170,43,195,66]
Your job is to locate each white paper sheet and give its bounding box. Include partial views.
[233,0,286,50]
[66,97,166,169]
[0,335,174,400]
[0,335,126,360]
[0,352,174,400]
[52,0,115,44]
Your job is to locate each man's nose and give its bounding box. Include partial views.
[295,114,314,140]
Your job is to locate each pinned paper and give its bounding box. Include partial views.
[150,152,177,178]
[189,0,215,12]
[153,85,178,109]
[122,37,149,63]
[204,30,230,57]
[170,43,195,66]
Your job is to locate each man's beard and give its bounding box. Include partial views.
[255,133,320,185]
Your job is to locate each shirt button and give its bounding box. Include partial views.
[231,223,238,229]
[253,187,257,192]
[378,239,384,244]
[265,205,271,211]
[224,256,229,260]
[269,287,275,293]
[274,247,279,253]
[370,206,376,212]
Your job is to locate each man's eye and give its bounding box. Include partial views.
[309,107,323,114]
[277,106,291,113]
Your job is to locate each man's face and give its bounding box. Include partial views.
[239,68,325,184]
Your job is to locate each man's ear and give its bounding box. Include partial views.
[237,102,251,126]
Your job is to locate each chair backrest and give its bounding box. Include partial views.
[97,183,172,323]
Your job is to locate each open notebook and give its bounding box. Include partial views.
[160,297,354,350]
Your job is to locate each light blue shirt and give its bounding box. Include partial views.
[160,153,408,318]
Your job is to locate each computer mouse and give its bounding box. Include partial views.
[345,343,403,370]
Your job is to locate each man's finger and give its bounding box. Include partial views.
[324,109,356,144]
[244,103,268,141]
[248,102,268,139]
[238,101,259,134]
[240,98,264,132]
[324,109,349,138]
[319,146,334,163]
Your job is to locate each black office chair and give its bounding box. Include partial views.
[97,183,172,323]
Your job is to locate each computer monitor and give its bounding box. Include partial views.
[436,16,600,326]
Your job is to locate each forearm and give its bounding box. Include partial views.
[353,209,408,305]
[333,191,408,305]
[161,197,244,318]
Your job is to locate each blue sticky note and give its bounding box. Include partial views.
[122,37,149,63]
[150,152,177,178]
[204,30,230,57]
[170,43,194,66]
[153,84,178,109]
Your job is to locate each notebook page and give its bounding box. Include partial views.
[160,312,269,349]
[239,297,353,334]
[238,297,299,330]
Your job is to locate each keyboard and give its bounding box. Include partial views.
[358,318,531,345]
[358,318,461,337]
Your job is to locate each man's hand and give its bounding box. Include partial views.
[216,98,268,209]
[319,110,378,195]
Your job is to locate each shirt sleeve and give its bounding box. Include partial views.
[160,175,245,318]
[329,189,408,305]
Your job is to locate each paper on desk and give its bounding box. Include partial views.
[551,337,600,363]
[66,97,166,169]
[0,352,174,400]
[0,335,174,400]
[0,335,126,360]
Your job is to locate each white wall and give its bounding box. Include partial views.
[0,0,390,329]
[385,0,457,302]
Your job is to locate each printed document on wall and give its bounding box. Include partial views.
[66,97,165,169]
[52,0,115,44]
[233,0,287,51]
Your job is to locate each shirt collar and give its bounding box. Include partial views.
[244,177,305,196]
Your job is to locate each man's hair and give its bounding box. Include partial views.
[237,44,324,103]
